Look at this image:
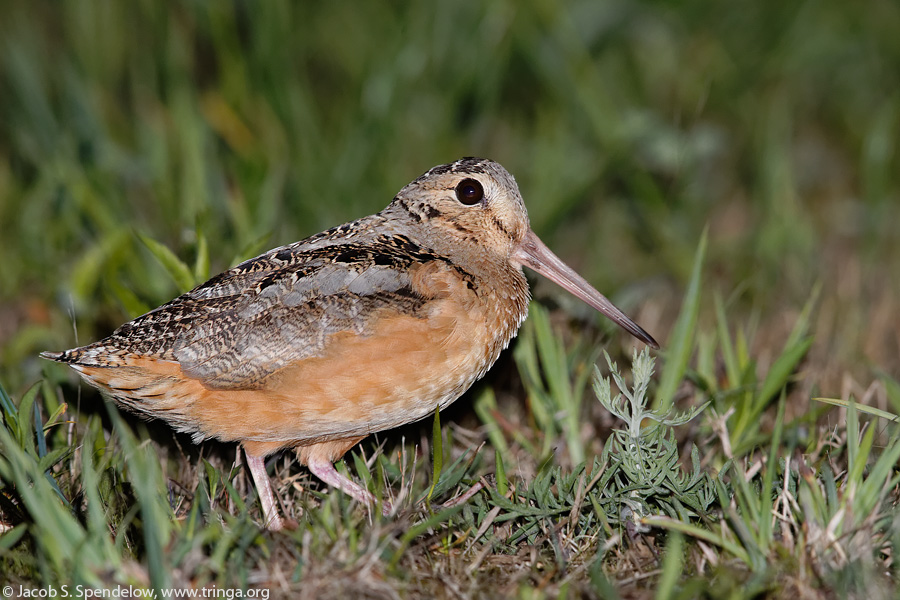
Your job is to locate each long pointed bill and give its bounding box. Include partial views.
[513,230,659,349]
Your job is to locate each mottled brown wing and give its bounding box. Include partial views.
[55,231,449,390]
[172,245,427,388]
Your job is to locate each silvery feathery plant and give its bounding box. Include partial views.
[594,349,715,532]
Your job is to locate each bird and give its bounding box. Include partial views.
[42,158,657,531]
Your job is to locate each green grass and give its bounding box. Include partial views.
[2,0,900,597]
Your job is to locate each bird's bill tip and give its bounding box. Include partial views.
[513,230,659,349]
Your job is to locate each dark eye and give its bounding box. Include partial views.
[455,178,484,205]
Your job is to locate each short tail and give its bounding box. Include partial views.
[39,344,124,367]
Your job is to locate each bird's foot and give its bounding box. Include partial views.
[307,456,392,516]
[245,452,297,531]
[441,480,486,510]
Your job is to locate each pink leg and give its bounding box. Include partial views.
[442,480,486,509]
[306,456,392,516]
[245,452,286,531]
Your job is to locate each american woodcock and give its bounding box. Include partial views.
[43,158,657,531]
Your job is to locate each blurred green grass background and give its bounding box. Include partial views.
[3,0,897,395]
